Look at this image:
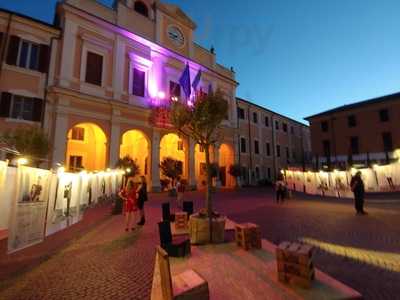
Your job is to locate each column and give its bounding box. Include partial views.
[109,120,120,168]
[188,138,196,190]
[151,129,161,192]
[51,112,69,169]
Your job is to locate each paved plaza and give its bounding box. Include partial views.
[0,188,399,300]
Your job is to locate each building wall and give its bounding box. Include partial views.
[308,97,400,167]
[236,99,311,184]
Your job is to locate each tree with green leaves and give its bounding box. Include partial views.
[2,127,50,167]
[159,156,182,188]
[115,155,140,183]
[170,90,228,242]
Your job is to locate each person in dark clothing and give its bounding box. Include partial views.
[275,177,286,204]
[136,176,148,225]
[350,171,367,215]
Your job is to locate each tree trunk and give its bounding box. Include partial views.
[204,143,213,243]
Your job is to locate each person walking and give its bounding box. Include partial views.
[119,179,138,231]
[350,171,367,215]
[275,177,286,204]
[136,176,148,225]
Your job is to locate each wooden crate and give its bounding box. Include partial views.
[235,223,262,250]
[276,241,315,289]
[175,212,188,229]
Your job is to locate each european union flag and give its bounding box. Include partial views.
[192,69,202,91]
[179,64,191,99]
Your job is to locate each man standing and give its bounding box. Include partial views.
[350,171,367,215]
[275,176,286,204]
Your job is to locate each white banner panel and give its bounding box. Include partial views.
[8,166,51,253]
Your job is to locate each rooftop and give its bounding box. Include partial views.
[304,91,400,120]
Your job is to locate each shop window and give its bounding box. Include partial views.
[132,68,145,97]
[85,51,103,86]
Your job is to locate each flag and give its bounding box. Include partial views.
[208,83,213,94]
[192,69,202,91]
[179,64,191,99]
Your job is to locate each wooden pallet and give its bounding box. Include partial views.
[235,223,262,250]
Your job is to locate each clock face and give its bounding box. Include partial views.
[167,26,185,47]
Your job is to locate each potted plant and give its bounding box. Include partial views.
[170,89,228,243]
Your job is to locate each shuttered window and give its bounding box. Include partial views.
[132,68,145,97]
[6,35,50,73]
[85,51,103,86]
[0,92,42,122]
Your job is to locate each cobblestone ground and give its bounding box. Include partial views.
[0,188,399,300]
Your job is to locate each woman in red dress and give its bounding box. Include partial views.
[119,179,138,231]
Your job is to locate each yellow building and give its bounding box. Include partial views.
[0,1,311,191]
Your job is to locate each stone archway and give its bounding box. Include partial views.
[219,143,235,187]
[66,123,107,172]
[159,133,187,182]
[120,129,150,180]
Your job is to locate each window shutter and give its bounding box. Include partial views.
[85,52,103,86]
[32,98,43,122]
[38,44,51,73]
[0,92,12,118]
[6,35,20,66]
[132,68,145,97]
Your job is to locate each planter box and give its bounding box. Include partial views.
[188,214,226,244]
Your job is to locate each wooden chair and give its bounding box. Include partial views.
[182,201,193,216]
[162,202,174,222]
[158,221,191,257]
[156,246,209,300]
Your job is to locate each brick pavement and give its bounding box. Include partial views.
[0,188,399,300]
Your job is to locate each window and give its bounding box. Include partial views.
[237,107,245,120]
[177,140,184,151]
[254,140,259,154]
[283,123,288,133]
[286,147,290,160]
[253,112,258,123]
[266,143,271,156]
[276,145,281,157]
[170,81,181,99]
[323,140,330,157]
[275,120,279,130]
[348,115,357,128]
[132,68,145,97]
[69,156,83,172]
[240,137,246,153]
[382,132,393,152]
[199,144,204,152]
[379,109,389,122]
[1,94,42,122]
[265,116,269,127]
[200,163,207,175]
[321,121,329,132]
[350,136,359,155]
[85,51,103,86]
[17,40,39,71]
[267,167,271,179]
[71,127,85,141]
[255,167,260,180]
[134,1,149,17]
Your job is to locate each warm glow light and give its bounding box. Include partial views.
[57,166,65,175]
[372,164,379,169]
[107,168,111,172]
[17,157,28,165]
[126,168,131,173]
[280,170,285,174]
[187,100,193,106]
[171,96,178,102]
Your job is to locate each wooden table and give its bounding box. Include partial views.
[151,240,362,300]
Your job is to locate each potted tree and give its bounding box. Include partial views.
[159,157,183,196]
[170,90,228,244]
[229,163,242,188]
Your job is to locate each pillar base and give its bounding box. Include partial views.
[151,186,162,193]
